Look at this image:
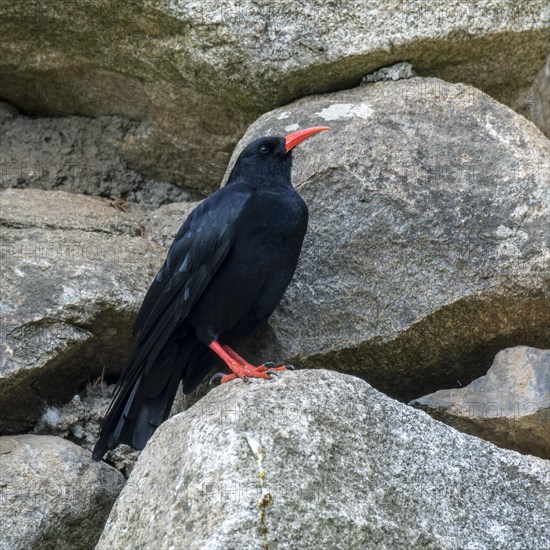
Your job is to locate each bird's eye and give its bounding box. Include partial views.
[259,145,269,154]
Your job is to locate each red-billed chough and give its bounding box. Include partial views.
[93,126,329,461]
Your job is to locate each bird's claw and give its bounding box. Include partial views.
[210,372,224,385]
[265,363,294,376]
[210,372,237,385]
[265,362,294,371]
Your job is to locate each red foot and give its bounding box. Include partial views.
[209,341,290,384]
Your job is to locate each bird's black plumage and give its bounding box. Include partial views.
[92,134,316,461]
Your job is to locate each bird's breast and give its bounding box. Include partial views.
[240,188,308,242]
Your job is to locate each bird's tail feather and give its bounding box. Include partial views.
[92,334,192,462]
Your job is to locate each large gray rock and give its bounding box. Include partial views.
[1,1,547,195]
[0,188,165,433]
[97,370,550,550]
[411,346,550,459]
[0,434,124,550]
[0,102,188,208]
[228,78,550,401]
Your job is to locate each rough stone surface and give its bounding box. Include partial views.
[410,346,550,459]
[1,2,547,195]
[0,187,145,234]
[33,382,140,477]
[362,61,416,83]
[227,78,550,402]
[0,434,124,550]
[145,200,198,247]
[0,188,165,433]
[0,102,189,208]
[515,55,550,139]
[97,370,550,550]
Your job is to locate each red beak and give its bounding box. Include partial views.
[285,126,330,153]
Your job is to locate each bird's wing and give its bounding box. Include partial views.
[135,187,251,335]
[108,186,252,408]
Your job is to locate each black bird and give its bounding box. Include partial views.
[92,126,329,462]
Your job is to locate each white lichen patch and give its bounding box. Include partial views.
[246,434,263,463]
[316,103,373,121]
[284,123,299,132]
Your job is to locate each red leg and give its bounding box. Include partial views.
[210,341,284,383]
[223,345,286,372]
[222,345,250,366]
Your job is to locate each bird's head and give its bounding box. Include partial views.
[227,126,329,188]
